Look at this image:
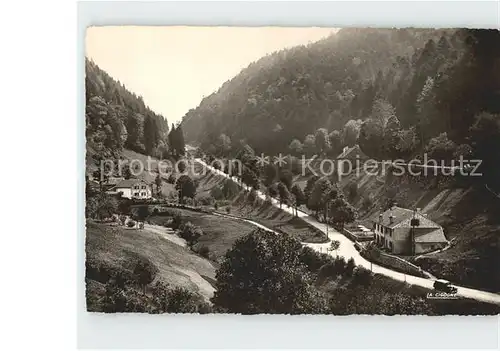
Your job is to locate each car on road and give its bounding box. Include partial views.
[433,279,458,294]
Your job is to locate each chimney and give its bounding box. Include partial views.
[389,212,394,224]
[379,213,383,223]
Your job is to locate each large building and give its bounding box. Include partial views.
[373,206,448,255]
[109,179,152,199]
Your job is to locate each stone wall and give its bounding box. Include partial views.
[360,244,430,278]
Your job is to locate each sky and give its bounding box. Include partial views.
[85,26,337,124]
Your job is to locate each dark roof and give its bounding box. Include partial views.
[374,206,441,229]
[337,144,369,160]
[114,179,148,188]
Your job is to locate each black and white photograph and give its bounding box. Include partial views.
[84,26,500,316]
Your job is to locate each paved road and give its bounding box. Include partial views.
[194,156,500,306]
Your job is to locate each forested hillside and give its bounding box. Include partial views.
[181,28,500,190]
[85,58,171,159]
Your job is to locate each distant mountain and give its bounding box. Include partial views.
[181,29,499,162]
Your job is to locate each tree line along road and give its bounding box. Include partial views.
[191,153,500,306]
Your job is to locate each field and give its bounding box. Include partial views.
[85,220,216,311]
[228,191,328,243]
[149,208,256,261]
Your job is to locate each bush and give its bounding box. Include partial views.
[362,194,374,210]
[225,207,231,214]
[210,185,224,200]
[179,222,203,246]
[170,213,183,230]
[214,202,219,210]
[299,246,333,273]
[352,266,372,286]
[133,259,157,288]
[198,195,215,206]
[127,220,136,228]
[345,258,356,277]
[119,215,127,225]
[197,245,210,259]
[247,189,257,203]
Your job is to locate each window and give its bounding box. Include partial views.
[134,185,139,189]
[141,185,146,189]
[133,192,139,196]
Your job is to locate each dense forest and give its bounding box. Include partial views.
[181,28,500,190]
[85,58,176,160]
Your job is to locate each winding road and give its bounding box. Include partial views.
[192,154,500,306]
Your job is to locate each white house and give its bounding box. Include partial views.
[110,179,152,199]
[373,206,448,255]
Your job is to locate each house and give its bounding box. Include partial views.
[336,144,369,175]
[109,179,152,199]
[372,206,448,255]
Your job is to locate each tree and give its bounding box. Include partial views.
[278,169,293,190]
[291,184,306,217]
[242,167,259,190]
[288,139,303,155]
[345,257,356,276]
[86,193,118,220]
[328,130,342,156]
[328,197,357,231]
[217,133,232,156]
[469,112,500,189]
[314,128,331,155]
[262,163,278,187]
[342,119,362,147]
[267,183,278,198]
[425,132,457,164]
[304,175,319,203]
[175,175,196,203]
[328,240,340,257]
[307,178,335,220]
[211,229,328,314]
[358,118,384,159]
[303,134,316,156]
[136,205,150,223]
[122,164,132,180]
[277,182,291,209]
[154,174,162,196]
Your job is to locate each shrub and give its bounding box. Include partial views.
[170,214,183,230]
[247,189,257,203]
[119,215,127,225]
[362,194,374,210]
[299,246,333,273]
[198,195,215,206]
[198,245,210,259]
[225,207,231,214]
[345,258,356,277]
[214,202,219,210]
[179,222,203,246]
[133,259,157,288]
[210,186,224,200]
[352,266,372,286]
[333,256,347,275]
[127,220,136,228]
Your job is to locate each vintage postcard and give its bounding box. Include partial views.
[84,26,500,315]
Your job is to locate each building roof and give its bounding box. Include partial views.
[337,144,369,160]
[374,206,441,230]
[113,179,148,189]
[414,227,447,243]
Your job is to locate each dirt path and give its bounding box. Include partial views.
[143,223,187,247]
